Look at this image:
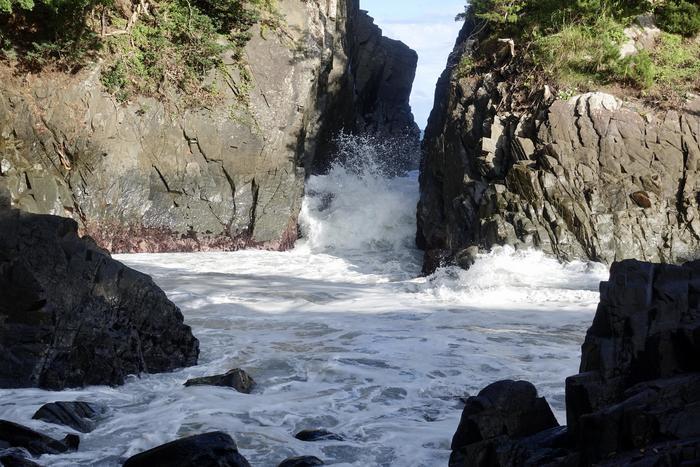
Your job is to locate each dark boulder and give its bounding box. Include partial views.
[0,420,78,456]
[0,448,41,467]
[32,401,103,433]
[122,431,250,467]
[294,429,344,442]
[0,209,199,389]
[184,369,255,394]
[278,456,325,467]
[449,380,559,467]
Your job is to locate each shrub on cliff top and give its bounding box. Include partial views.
[458,0,700,99]
[0,0,279,104]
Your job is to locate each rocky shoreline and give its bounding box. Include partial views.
[450,259,700,466]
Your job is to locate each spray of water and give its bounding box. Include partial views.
[298,133,423,277]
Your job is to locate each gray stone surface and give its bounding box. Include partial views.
[418,19,700,271]
[0,0,418,253]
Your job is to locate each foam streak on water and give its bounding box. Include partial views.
[0,137,609,466]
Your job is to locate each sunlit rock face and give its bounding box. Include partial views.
[0,0,418,253]
[418,16,700,273]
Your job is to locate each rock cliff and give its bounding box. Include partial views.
[450,259,700,466]
[418,18,700,272]
[0,0,418,253]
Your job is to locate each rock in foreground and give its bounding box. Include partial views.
[450,259,700,466]
[0,420,78,456]
[184,369,256,394]
[122,431,250,467]
[0,209,199,389]
[278,456,324,467]
[32,401,103,433]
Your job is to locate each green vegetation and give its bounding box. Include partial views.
[457,0,700,100]
[0,0,280,104]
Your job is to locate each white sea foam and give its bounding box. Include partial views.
[0,136,609,466]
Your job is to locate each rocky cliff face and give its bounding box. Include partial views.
[0,0,418,253]
[418,18,700,272]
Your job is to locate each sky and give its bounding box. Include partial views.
[361,0,465,129]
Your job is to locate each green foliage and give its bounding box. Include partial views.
[100,0,228,104]
[455,55,474,78]
[531,16,627,87]
[1,0,279,104]
[458,0,700,97]
[656,0,700,37]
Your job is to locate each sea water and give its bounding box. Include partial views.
[0,137,608,466]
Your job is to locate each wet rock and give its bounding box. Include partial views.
[32,401,103,433]
[450,259,700,466]
[184,369,255,394]
[0,209,199,389]
[294,429,344,442]
[278,456,325,467]
[418,13,700,271]
[422,249,451,275]
[450,380,559,466]
[0,448,41,467]
[455,246,479,270]
[122,431,250,467]
[0,420,79,456]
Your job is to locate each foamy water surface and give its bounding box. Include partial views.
[0,137,609,466]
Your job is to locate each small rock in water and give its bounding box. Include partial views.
[0,448,41,466]
[184,369,256,394]
[294,429,344,442]
[278,456,324,467]
[32,401,103,433]
[122,431,251,467]
[0,420,79,456]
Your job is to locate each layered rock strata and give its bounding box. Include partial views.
[0,208,199,389]
[418,18,700,272]
[450,259,700,466]
[0,0,418,253]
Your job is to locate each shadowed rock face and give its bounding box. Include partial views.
[0,0,418,254]
[122,432,251,467]
[0,209,199,389]
[418,18,700,273]
[450,260,700,466]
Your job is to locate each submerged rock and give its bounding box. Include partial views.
[278,456,325,467]
[0,420,79,456]
[122,431,251,467]
[0,209,199,389]
[32,401,103,433]
[184,369,255,394]
[294,429,344,442]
